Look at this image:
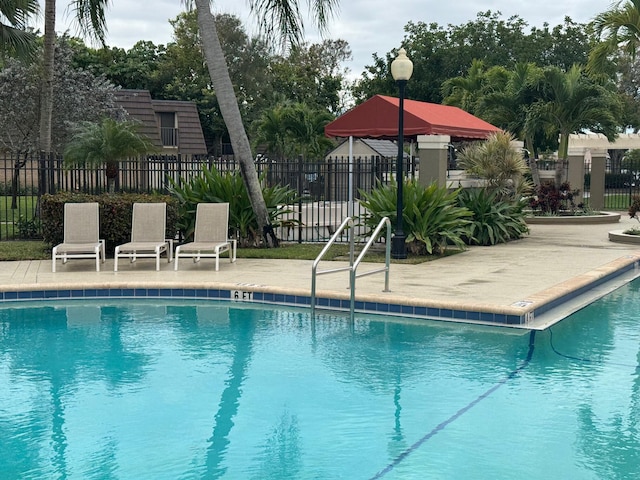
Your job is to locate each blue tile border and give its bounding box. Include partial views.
[0,259,637,328]
[0,285,526,326]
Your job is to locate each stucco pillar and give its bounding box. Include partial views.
[588,148,607,211]
[566,146,586,206]
[417,134,450,187]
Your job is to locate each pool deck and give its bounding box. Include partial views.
[1,214,640,330]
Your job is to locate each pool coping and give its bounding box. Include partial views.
[1,253,639,330]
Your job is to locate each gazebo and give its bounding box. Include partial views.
[324,95,501,187]
[325,94,500,141]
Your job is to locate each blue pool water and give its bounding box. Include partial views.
[1,278,639,479]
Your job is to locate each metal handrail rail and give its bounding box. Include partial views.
[349,217,391,319]
[310,216,391,320]
[310,217,354,316]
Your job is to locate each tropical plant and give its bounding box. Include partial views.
[188,0,339,247]
[625,195,640,234]
[0,0,38,59]
[63,118,157,193]
[528,181,584,215]
[457,188,529,246]
[476,63,547,177]
[456,131,533,199]
[169,164,298,247]
[628,195,640,222]
[588,0,640,75]
[358,180,472,255]
[525,65,620,188]
[441,59,487,114]
[253,102,335,161]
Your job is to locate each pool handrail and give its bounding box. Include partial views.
[311,216,391,320]
[349,217,391,318]
[311,217,354,316]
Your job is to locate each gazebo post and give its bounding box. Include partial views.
[417,134,450,188]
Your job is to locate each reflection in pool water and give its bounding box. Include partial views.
[1,279,639,479]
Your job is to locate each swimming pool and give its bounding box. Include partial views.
[1,278,639,479]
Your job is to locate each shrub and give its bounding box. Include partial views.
[457,188,529,245]
[626,195,640,235]
[528,181,584,214]
[16,215,41,239]
[169,164,297,247]
[456,131,532,199]
[41,192,179,252]
[358,180,472,255]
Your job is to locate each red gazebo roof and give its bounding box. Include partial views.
[325,94,501,140]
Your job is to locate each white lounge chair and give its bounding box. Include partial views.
[52,202,105,272]
[114,202,172,271]
[174,203,236,271]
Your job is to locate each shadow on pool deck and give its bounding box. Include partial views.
[1,214,639,329]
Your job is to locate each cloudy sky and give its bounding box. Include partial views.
[48,0,608,76]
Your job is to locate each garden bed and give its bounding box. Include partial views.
[525,211,621,225]
[608,229,640,245]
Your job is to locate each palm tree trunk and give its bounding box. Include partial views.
[555,132,570,188]
[194,0,277,247]
[525,137,541,186]
[39,0,56,195]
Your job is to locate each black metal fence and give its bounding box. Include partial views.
[583,160,640,211]
[0,152,411,241]
[3,151,637,242]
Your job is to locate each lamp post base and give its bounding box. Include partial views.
[391,233,407,259]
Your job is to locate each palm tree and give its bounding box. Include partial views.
[39,0,110,162]
[0,0,39,59]
[527,65,621,188]
[280,103,335,160]
[63,118,157,193]
[253,104,292,162]
[441,59,487,114]
[188,0,339,246]
[478,63,545,185]
[588,0,640,75]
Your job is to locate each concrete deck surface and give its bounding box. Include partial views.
[1,214,640,329]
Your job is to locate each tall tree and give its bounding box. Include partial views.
[587,1,640,132]
[254,103,334,161]
[0,38,124,154]
[0,0,39,59]
[39,0,110,158]
[441,59,487,114]
[353,11,594,105]
[588,0,640,74]
[528,65,621,187]
[188,0,339,246]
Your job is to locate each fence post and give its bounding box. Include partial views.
[298,155,303,244]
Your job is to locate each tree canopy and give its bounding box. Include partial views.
[0,38,124,154]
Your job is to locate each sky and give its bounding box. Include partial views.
[46,0,609,77]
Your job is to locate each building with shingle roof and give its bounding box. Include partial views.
[114,89,207,155]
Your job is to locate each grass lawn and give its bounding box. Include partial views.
[0,240,457,263]
[0,241,50,261]
[0,195,37,222]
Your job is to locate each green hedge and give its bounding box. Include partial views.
[41,192,180,253]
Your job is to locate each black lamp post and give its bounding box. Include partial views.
[390,48,413,259]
